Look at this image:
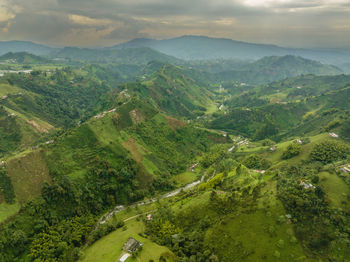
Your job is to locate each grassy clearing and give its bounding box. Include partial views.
[205,178,307,262]
[173,171,198,186]
[171,191,211,212]
[0,201,20,223]
[0,82,21,96]
[264,92,288,103]
[88,114,121,150]
[318,172,350,209]
[205,206,307,262]
[122,137,147,164]
[7,150,51,203]
[258,133,329,164]
[206,101,219,114]
[80,220,174,262]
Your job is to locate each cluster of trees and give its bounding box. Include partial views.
[276,163,350,257]
[0,159,142,261]
[4,68,111,128]
[145,201,221,261]
[241,154,271,169]
[282,143,302,160]
[310,140,350,163]
[29,215,95,261]
[0,107,22,156]
[0,168,15,203]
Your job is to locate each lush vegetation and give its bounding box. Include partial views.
[0,49,349,262]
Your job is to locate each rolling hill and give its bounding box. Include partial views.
[109,64,215,118]
[208,74,350,141]
[0,52,50,64]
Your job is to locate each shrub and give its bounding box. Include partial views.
[242,154,271,169]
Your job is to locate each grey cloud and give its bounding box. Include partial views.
[1,0,350,47]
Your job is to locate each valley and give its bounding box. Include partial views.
[0,39,349,262]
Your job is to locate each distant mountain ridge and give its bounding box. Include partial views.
[113,35,350,67]
[51,46,180,64]
[0,40,55,56]
[213,55,343,84]
[1,36,350,69]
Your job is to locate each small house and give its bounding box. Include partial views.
[329,132,339,138]
[300,181,315,189]
[296,139,303,145]
[123,237,142,253]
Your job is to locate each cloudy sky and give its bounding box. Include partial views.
[0,0,350,48]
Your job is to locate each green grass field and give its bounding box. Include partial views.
[0,201,20,223]
[319,172,350,209]
[0,82,21,96]
[7,151,51,203]
[174,171,198,186]
[80,220,174,262]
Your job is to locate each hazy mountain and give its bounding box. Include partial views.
[113,35,350,65]
[214,55,343,84]
[0,41,54,56]
[52,46,181,64]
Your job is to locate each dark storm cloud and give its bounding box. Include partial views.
[1,0,350,47]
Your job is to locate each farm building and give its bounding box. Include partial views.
[329,132,339,138]
[123,237,142,253]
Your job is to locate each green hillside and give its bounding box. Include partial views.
[80,132,350,262]
[0,91,230,261]
[0,44,349,262]
[52,47,180,65]
[116,64,215,118]
[208,74,350,141]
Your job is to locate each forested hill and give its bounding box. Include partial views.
[112,64,215,118]
[51,47,181,64]
[0,68,112,156]
[0,52,51,64]
[0,94,228,261]
[211,55,343,84]
[208,74,350,141]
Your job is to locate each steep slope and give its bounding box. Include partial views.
[112,64,215,118]
[142,132,350,261]
[0,97,229,261]
[0,68,112,155]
